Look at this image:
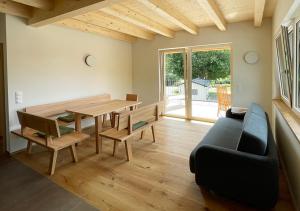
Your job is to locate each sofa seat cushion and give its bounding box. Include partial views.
[190,117,243,173]
[200,118,243,149]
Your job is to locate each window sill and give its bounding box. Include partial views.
[273,99,300,142]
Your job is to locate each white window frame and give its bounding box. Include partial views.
[275,31,291,105]
[293,17,300,115]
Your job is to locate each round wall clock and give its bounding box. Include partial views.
[85,55,96,67]
[244,51,259,64]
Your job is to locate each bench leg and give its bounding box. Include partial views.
[140,131,144,140]
[27,141,32,154]
[95,116,103,154]
[102,114,107,127]
[151,125,156,143]
[96,136,102,154]
[113,140,119,156]
[125,140,132,161]
[49,150,58,175]
[70,144,78,163]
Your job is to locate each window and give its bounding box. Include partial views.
[192,89,198,95]
[275,25,294,107]
[276,34,290,101]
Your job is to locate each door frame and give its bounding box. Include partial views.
[0,43,8,154]
[159,43,233,122]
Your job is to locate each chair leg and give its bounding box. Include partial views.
[49,150,58,175]
[70,144,78,162]
[27,141,32,154]
[113,140,119,156]
[140,131,144,140]
[151,125,156,143]
[125,140,132,161]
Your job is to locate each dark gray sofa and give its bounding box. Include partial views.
[189,103,279,208]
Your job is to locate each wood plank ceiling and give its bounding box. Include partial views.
[1,0,276,42]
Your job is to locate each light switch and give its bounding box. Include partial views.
[15,91,23,104]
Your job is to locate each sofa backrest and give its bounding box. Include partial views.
[237,103,268,155]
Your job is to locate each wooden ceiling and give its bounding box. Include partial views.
[0,0,276,42]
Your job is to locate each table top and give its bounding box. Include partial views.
[66,99,141,117]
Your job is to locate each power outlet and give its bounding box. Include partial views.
[15,91,23,104]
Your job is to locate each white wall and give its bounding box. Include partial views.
[132,19,273,115]
[272,0,300,209]
[5,15,133,152]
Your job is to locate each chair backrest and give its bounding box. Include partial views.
[117,102,164,134]
[25,94,111,117]
[17,110,60,139]
[216,85,231,108]
[126,94,138,102]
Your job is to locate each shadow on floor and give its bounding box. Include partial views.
[0,156,98,211]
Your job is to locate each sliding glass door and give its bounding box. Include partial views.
[161,45,231,122]
[191,48,231,121]
[163,49,187,118]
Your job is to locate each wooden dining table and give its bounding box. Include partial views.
[66,99,142,154]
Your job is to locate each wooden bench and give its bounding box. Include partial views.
[12,111,90,175]
[24,94,111,125]
[99,102,163,161]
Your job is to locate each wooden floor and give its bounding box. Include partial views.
[14,118,295,211]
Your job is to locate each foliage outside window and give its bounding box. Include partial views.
[165,50,230,86]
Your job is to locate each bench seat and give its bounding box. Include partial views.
[12,129,90,151]
[100,120,156,142]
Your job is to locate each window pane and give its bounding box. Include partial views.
[276,35,289,99]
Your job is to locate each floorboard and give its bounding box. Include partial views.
[13,118,295,211]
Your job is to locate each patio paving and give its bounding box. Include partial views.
[165,99,226,120]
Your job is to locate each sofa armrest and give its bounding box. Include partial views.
[226,108,245,120]
[194,144,278,208]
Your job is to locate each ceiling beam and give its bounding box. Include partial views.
[56,18,136,43]
[29,0,126,27]
[196,0,226,31]
[254,0,266,27]
[101,4,175,38]
[136,0,197,35]
[0,0,32,18]
[74,11,154,40]
[10,0,53,10]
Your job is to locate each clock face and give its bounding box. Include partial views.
[244,51,259,64]
[85,55,96,67]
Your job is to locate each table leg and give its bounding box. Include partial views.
[75,114,82,132]
[95,115,103,154]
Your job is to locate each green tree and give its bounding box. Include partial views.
[192,50,230,80]
[165,50,230,82]
[165,53,184,82]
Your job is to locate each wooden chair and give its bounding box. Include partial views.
[99,103,162,161]
[216,85,231,116]
[13,111,90,175]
